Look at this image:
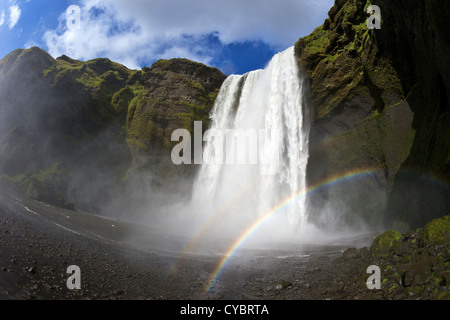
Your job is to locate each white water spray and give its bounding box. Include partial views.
[190,46,312,241]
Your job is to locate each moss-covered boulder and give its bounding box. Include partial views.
[370,230,403,257]
[348,215,450,300]
[423,214,450,245]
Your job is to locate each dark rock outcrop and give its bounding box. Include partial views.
[377,0,450,229]
[296,0,450,230]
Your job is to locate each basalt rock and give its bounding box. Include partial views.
[296,0,450,230]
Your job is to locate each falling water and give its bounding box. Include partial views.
[191,46,310,241]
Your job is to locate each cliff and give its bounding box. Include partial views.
[296,0,450,230]
[0,47,226,214]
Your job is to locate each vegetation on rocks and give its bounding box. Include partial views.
[297,0,450,230]
[365,214,450,299]
[312,214,450,300]
[423,214,450,245]
[0,47,226,213]
[370,230,403,257]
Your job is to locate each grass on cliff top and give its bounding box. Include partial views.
[300,26,330,55]
[46,57,138,89]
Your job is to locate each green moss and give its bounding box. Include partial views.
[341,1,357,17]
[388,284,398,292]
[33,163,68,182]
[125,136,149,151]
[323,52,339,64]
[77,68,104,88]
[126,89,146,124]
[208,90,219,102]
[1,162,71,208]
[0,49,23,73]
[370,230,403,256]
[112,86,134,114]
[423,214,450,245]
[187,78,206,93]
[7,47,56,76]
[25,166,73,209]
[150,59,171,69]
[301,26,330,55]
[0,171,30,186]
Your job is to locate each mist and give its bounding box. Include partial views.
[0,46,383,260]
[129,46,378,254]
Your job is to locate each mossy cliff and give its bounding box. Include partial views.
[0,47,226,214]
[295,0,450,230]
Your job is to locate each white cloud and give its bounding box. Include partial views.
[0,10,5,26]
[44,0,333,70]
[8,4,21,29]
[24,40,39,49]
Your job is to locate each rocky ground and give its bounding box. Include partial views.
[1,180,449,302]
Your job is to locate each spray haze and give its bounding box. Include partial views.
[0,46,379,261]
[0,45,379,261]
[153,46,334,250]
[0,47,224,231]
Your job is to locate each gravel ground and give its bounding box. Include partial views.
[1,182,448,303]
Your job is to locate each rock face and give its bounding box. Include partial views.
[295,0,450,230]
[0,47,226,215]
[377,0,450,229]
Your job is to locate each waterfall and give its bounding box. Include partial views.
[191,46,311,240]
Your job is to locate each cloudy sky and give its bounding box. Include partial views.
[0,0,333,74]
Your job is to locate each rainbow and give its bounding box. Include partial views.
[203,167,383,294]
[167,178,259,275]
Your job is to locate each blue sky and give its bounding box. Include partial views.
[0,0,333,75]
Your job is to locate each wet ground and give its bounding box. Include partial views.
[1,181,446,303]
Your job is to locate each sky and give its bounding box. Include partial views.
[0,0,334,75]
